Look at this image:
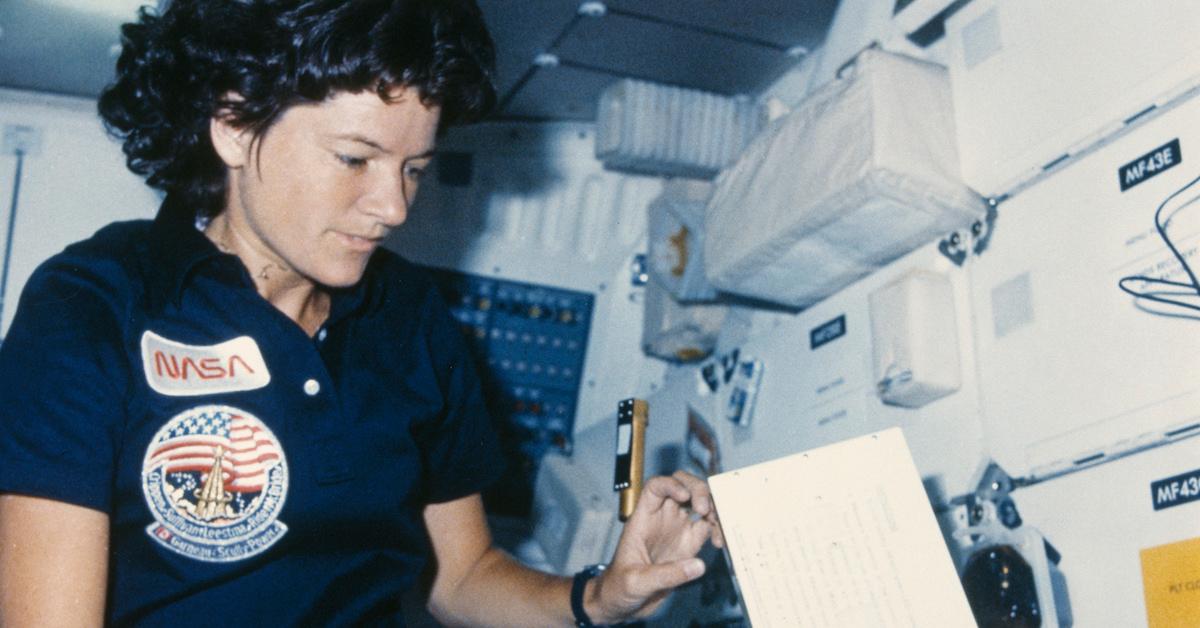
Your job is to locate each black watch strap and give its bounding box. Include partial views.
[571,563,606,627]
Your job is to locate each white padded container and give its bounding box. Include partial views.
[647,179,718,302]
[869,269,961,408]
[704,49,984,308]
[596,79,761,179]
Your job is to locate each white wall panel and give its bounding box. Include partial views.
[713,243,986,501]
[946,0,1200,198]
[642,242,986,504]
[970,90,1200,482]
[0,88,159,336]
[1013,436,1199,628]
[625,243,985,626]
[962,88,1200,627]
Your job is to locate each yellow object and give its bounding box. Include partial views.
[1141,536,1200,627]
[668,226,689,277]
[618,399,648,521]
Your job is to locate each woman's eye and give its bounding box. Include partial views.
[404,165,426,180]
[337,154,368,168]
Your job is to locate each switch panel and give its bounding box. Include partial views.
[425,266,595,517]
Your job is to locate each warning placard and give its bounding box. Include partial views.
[1141,536,1200,627]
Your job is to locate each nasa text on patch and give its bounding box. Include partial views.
[141,331,271,396]
[1151,466,1200,511]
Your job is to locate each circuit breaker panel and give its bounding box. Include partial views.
[424,266,595,517]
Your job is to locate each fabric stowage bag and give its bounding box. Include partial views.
[647,179,718,302]
[704,49,984,308]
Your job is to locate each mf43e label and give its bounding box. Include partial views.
[1151,467,1200,511]
[1119,138,1181,192]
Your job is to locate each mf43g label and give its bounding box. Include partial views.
[1119,138,1181,192]
[1151,467,1200,511]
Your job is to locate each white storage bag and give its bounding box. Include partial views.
[647,179,718,302]
[704,49,984,308]
[641,279,727,363]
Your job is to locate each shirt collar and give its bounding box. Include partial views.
[145,195,230,310]
[145,195,376,324]
[327,252,386,328]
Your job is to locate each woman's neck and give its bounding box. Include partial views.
[204,212,330,336]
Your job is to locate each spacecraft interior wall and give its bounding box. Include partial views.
[386,123,667,435]
[657,241,986,506]
[1011,436,1200,628]
[970,89,1200,481]
[946,0,1200,198]
[634,244,986,626]
[0,89,160,335]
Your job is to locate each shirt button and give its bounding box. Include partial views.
[303,379,321,396]
[317,328,328,342]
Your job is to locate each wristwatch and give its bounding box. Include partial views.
[571,563,607,627]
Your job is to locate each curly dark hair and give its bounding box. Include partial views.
[98,0,497,219]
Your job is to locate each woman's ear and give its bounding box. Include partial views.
[209,112,252,169]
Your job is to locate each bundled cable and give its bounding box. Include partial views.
[1119,172,1200,314]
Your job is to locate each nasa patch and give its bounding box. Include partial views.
[142,405,288,562]
[141,330,271,397]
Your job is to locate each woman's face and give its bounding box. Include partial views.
[213,87,440,289]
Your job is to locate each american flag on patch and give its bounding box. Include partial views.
[146,409,281,492]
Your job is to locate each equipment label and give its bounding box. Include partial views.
[1141,536,1200,627]
[810,315,846,350]
[1119,138,1181,191]
[1151,467,1200,511]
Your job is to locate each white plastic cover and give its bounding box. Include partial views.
[641,280,727,362]
[647,179,718,302]
[869,269,961,408]
[705,49,983,308]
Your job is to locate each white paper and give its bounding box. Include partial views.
[709,427,976,628]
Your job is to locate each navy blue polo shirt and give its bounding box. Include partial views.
[0,197,504,625]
